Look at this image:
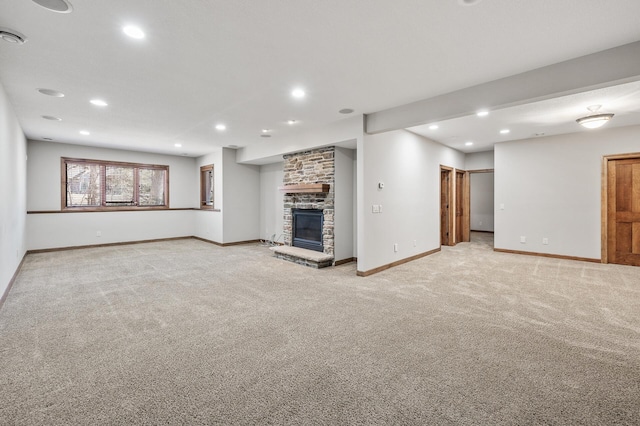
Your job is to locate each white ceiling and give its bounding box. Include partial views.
[1,0,640,158]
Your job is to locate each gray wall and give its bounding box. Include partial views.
[26,140,198,250]
[495,124,640,259]
[0,81,27,297]
[470,173,494,232]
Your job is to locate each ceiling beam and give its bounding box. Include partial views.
[365,41,640,134]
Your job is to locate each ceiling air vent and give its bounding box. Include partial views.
[0,28,27,44]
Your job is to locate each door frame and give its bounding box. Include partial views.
[455,169,470,243]
[440,166,454,246]
[601,152,640,263]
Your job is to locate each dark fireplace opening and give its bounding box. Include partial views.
[292,209,324,252]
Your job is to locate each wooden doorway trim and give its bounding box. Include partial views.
[602,152,640,264]
[455,169,470,243]
[440,166,454,246]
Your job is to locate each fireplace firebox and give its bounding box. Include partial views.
[292,209,324,252]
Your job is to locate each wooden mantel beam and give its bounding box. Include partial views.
[278,183,330,193]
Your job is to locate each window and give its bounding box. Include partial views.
[62,158,169,210]
[200,165,214,209]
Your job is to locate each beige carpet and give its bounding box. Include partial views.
[1,233,639,425]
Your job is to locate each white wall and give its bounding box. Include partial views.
[222,148,260,243]
[470,173,494,232]
[494,124,640,259]
[195,149,223,243]
[334,147,355,262]
[26,140,198,250]
[0,82,27,297]
[465,150,494,170]
[358,130,465,273]
[259,162,284,243]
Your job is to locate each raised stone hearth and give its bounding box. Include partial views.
[269,246,334,269]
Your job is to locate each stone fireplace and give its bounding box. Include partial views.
[282,146,335,258]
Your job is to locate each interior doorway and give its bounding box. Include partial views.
[602,153,640,266]
[468,169,494,243]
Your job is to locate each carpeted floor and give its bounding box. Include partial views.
[1,233,639,425]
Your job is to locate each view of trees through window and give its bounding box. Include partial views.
[63,158,168,210]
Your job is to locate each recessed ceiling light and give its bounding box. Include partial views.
[465,142,474,146]
[37,88,64,97]
[79,130,90,135]
[123,25,145,39]
[42,115,62,121]
[500,129,510,134]
[339,108,354,114]
[90,99,108,107]
[31,0,73,13]
[174,143,182,148]
[476,110,489,117]
[429,124,439,130]
[0,28,28,44]
[287,120,297,125]
[291,88,305,99]
[215,124,226,131]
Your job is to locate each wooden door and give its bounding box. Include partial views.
[441,168,451,246]
[455,170,470,243]
[606,157,640,266]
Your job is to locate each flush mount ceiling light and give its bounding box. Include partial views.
[262,129,271,133]
[429,124,439,130]
[287,120,297,125]
[32,0,73,13]
[215,124,226,131]
[465,141,474,146]
[79,130,90,135]
[291,88,305,99]
[261,134,272,138]
[500,129,510,134]
[0,28,27,44]
[576,105,614,129]
[476,110,489,117]
[174,143,182,148]
[42,115,62,121]
[123,25,145,39]
[90,99,108,107]
[37,88,64,97]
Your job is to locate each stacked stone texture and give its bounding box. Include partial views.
[282,146,335,256]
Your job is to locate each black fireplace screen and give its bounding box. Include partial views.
[292,209,323,252]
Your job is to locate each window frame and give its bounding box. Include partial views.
[200,164,215,210]
[61,157,170,211]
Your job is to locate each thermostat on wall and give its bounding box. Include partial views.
[378,182,384,189]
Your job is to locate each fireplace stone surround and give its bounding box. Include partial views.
[279,146,335,265]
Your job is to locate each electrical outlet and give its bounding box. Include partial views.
[372,204,380,213]
[394,243,398,252]
[413,240,417,247]
[520,236,526,243]
[542,238,549,245]
[96,231,102,237]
